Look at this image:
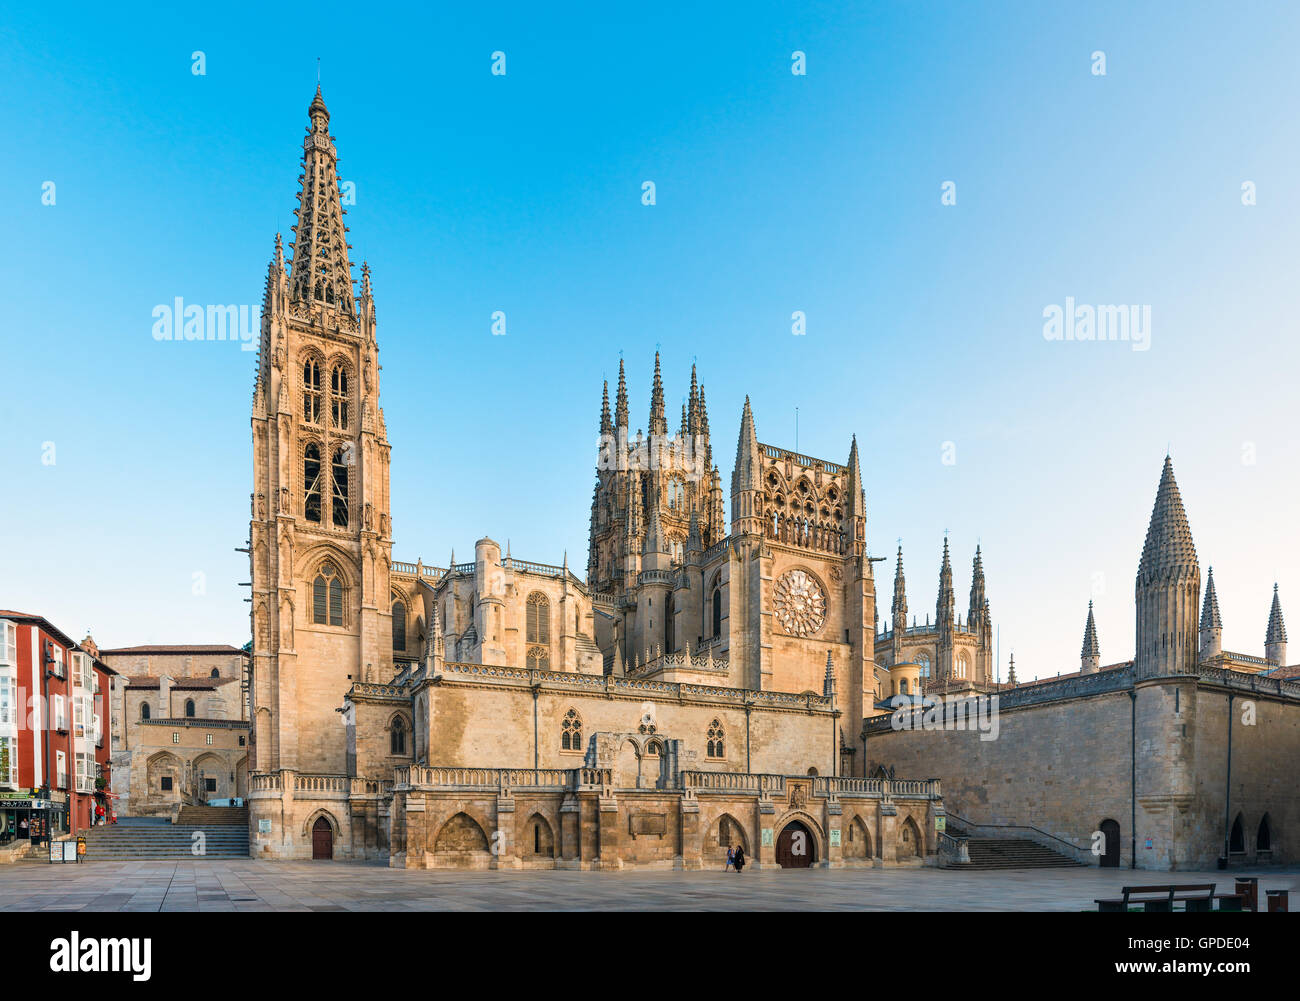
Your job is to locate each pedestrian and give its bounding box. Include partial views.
[18,817,27,840]
[725,845,734,871]
[733,844,745,872]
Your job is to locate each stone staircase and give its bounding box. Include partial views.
[946,836,1085,870]
[75,810,249,861]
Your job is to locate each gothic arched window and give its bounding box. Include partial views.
[331,447,350,528]
[707,718,725,759]
[561,708,582,751]
[1258,813,1272,852]
[955,654,969,680]
[304,444,322,523]
[391,598,406,652]
[303,359,322,424]
[1229,812,1245,853]
[140,703,150,721]
[330,365,349,429]
[668,478,685,511]
[712,586,722,638]
[915,654,931,680]
[526,592,551,671]
[390,716,407,755]
[209,668,219,678]
[185,699,195,718]
[312,562,344,626]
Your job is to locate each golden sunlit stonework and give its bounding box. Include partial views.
[245,91,1300,872]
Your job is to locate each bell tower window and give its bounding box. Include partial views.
[304,444,322,523]
[303,360,322,424]
[331,447,350,528]
[330,365,349,429]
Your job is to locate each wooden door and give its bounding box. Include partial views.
[775,821,815,868]
[312,817,333,860]
[1100,819,1120,868]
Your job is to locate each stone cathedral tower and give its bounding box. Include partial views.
[249,88,393,776]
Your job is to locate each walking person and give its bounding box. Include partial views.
[733,844,746,872]
[725,845,734,871]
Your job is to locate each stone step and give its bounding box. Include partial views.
[945,836,1086,870]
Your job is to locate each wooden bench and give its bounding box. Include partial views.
[1095,883,1228,912]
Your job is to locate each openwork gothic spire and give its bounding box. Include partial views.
[288,87,357,324]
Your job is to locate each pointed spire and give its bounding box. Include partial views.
[1267,583,1287,644]
[614,358,628,428]
[287,87,357,320]
[600,379,612,435]
[1007,653,1018,686]
[891,544,908,629]
[1201,566,1222,631]
[648,351,667,435]
[1138,456,1198,584]
[680,400,689,438]
[823,650,836,699]
[688,364,700,434]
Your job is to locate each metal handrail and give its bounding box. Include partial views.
[944,810,1091,858]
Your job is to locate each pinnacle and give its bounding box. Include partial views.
[1082,601,1100,658]
[648,351,667,436]
[1267,583,1287,644]
[615,358,629,427]
[1200,566,1222,631]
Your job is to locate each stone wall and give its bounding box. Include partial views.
[389,767,942,871]
[864,667,1300,870]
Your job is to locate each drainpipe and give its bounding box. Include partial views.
[531,684,540,771]
[1129,688,1136,870]
[744,703,751,773]
[1223,692,1234,864]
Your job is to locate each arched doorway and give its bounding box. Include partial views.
[1229,812,1245,854]
[776,820,816,868]
[312,816,333,860]
[1099,819,1120,867]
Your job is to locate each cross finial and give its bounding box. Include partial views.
[316,57,320,84]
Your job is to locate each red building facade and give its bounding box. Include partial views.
[0,612,116,841]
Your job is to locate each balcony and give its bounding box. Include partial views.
[75,775,95,794]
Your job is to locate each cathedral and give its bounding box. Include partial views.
[245,90,950,867]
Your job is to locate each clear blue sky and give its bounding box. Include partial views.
[2,1,1298,678]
